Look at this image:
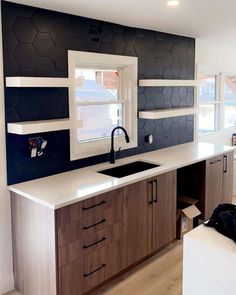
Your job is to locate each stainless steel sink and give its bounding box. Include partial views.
[98,161,161,178]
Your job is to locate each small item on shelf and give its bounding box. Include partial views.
[29,137,47,158]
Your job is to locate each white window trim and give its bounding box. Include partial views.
[196,63,236,139]
[68,50,138,161]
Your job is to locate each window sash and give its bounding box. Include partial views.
[76,102,125,143]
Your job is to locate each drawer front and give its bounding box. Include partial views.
[58,223,124,267]
[207,155,223,165]
[59,242,121,295]
[57,204,123,247]
[56,188,123,227]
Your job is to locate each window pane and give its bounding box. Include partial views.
[77,104,123,143]
[224,75,236,100]
[75,69,119,103]
[224,101,236,128]
[199,74,216,102]
[199,104,216,134]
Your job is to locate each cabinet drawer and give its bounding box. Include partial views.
[59,242,121,295]
[56,188,123,227]
[58,223,124,267]
[57,205,123,247]
[207,155,223,165]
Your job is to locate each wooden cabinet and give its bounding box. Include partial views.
[122,171,177,268]
[205,151,234,219]
[57,170,177,295]
[222,151,234,203]
[122,178,153,267]
[59,241,121,295]
[56,188,124,295]
[152,171,177,251]
[205,155,224,219]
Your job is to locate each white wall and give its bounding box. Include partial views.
[196,38,236,145]
[196,38,236,74]
[0,6,14,295]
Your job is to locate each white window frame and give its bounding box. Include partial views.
[222,73,236,129]
[196,64,236,139]
[68,50,138,161]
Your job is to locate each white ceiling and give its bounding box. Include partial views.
[7,0,236,45]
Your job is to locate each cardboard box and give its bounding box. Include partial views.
[176,196,201,239]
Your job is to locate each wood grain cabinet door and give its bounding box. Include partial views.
[152,171,177,251]
[122,178,153,267]
[222,151,234,204]
[205,155,224,219]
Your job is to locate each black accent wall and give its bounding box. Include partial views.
[2,1,195,185]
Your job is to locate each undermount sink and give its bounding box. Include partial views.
[98,161,161,178]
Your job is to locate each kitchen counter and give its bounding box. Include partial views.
[8,142,235,209]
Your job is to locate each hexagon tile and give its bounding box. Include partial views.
[2,1,195,185]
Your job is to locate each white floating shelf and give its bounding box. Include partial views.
[139,79,198,87]
[7,119,71,135]
[6,77,69,87]
[139,107,196,120]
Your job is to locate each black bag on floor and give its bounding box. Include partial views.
[204,203,236,243]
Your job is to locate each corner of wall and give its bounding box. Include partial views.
[0,3,14,295]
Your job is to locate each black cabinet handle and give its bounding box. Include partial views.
[83,219,106,230]
[82,200,106,211]
[153,179,158,203]
[223,155,228,173]
[148,180,153,204]
[210,159,221,164]
[83,264,106,277]
[83,237,106,249]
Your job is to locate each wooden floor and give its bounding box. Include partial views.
[95,241,183,295]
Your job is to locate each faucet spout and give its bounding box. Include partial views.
[110,126,130,164]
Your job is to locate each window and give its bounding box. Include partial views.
[75,69,123,143]
[198,74,219,134]
[68,51,138,160]
[223,75,236,128]
[197,71,236,138]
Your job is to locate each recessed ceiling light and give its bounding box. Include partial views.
[167,0,180,7]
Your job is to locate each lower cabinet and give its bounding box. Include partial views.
[59,241,122,295]
[56,189,124,295]
[204,151,234,219]
[152,171,177,251]
[56,171,177,295]
[122,178,153,267]
[222,151,234,203]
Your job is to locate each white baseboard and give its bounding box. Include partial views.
[0,274,14,295]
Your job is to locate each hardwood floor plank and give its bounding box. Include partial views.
[95,241,183,295]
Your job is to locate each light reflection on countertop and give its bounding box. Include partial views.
[8,142,235,209]
[76,179,119,199]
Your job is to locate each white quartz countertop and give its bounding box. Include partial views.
[8,142,235,209]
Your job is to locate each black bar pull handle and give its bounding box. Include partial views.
[153,179,158,203]
[223,155,228,173]
[82,200,106,211]
[210,159,221,164]
[83,264,106,277]
[83,219,106,230]
[83,237,106,249]
[148,180,153,204]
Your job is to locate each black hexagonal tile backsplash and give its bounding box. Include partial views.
[2,1,195,185]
